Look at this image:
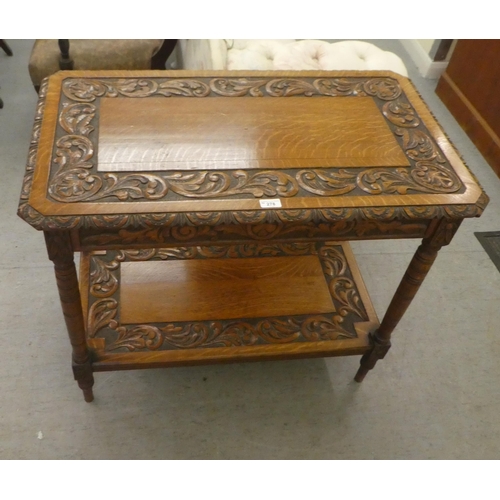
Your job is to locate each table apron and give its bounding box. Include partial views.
[75,219,434,252]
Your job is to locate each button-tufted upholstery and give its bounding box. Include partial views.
[179,39,408,76]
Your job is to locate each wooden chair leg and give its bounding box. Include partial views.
[0,39,13,56]
[151,39,178,69]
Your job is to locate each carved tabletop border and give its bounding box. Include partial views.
[18,75,489,231]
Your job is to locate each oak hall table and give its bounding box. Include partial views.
[18,70,488,402]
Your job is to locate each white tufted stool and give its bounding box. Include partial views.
[179,39,408,76]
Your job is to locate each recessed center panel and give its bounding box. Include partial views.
[119,255,335,323]
[98,96,409,172]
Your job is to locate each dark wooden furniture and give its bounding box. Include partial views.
[0,39,13,108]
[18,70,488,402]
[0,39,13,56]
[436,40,500,178]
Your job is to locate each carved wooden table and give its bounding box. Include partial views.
[18,70,488,402]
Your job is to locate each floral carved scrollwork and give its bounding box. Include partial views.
[155,79,210,97]
[62,78,210,101]
[266,79,318,97]
[48,76,463,204]
[397,128,445,163]
[164,170,299,198]
[382,100,419,128]
[357,164,460,195]
[49,135,170,202]
[60,76,401,99]
[88,299,118,338]
[59,103,97,135]
[62,79,115,102]
[356,98,462,195]
[210,78,268,97]
[297,169,358,196]
[318,244,367,320]
[363,78,402,100]
[86,243,371,352]
[313,78,366,96]
[90,255,122,297]
[112,325,164,351]
[107,312,366,351]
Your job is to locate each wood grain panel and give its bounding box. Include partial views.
[98,97,409,171]
[119,255,335,323]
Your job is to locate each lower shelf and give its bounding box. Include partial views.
[79,241,379,371]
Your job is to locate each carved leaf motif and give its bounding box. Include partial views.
[313,78,366,96]
[49,135,101,200]
[108,319,298,351]
[396,129,445,163]
[157,79,210,97]
[257,319,301,343]
[106,313,361,352]
[90,256,120,297]
[169,226,216,242]
[330,277,365,318]
[318,245,368,320]
[319,245,347,276]
[50,166,169,203]
[160,322,219,348]
[53,135,94,171]
[164,170,298,198]
[363,78,402,100]
[122,248,198,261]
[96,173,169,201]
[357,164,460,195]
[62,79,116,102]
[115,79,158,97]
[301,315,356,341]
[87,299,118,338]
[111,325,163,351]
[210,78,267,97]
[297,169,358,196]
[266,79,317,97]
[382,100,420,128]
[59,103,96,135]
[203,242,316,259]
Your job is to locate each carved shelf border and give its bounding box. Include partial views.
[18,77,489,231]
[85,242,371,352]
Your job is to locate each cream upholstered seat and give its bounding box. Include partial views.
[178,39,408,76]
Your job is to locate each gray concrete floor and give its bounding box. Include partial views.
[1,40,500,459]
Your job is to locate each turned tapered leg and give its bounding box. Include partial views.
[45,231,94,402]
[355,218,463,382]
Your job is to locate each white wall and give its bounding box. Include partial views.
[416,39,435,55]
[400,39,451,79]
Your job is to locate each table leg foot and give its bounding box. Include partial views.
[354,334,391,382]
[73,361,95,402]
[82,387,94,403]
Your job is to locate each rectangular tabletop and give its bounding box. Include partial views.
[18,70,488,233]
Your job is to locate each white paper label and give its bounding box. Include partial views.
[259,199,282,208]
